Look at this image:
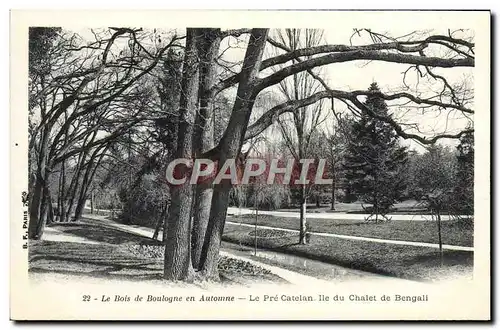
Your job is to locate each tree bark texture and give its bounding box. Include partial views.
[163,28,200,281]
[191,28,220,269]
[199,29,269,279]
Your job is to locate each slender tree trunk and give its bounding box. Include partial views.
[90,190,94,214]
[74,145,108,221]
[152,218,162,240]
[299,185,307,244]
[64,150,90,221]
[199,29,269,279]
[373,174,379,222]
[331,174,336,210]
[297,149,308,244]
[153,203,167,241]
[162,201,169,244]
[45,187,54,225]
[295,103,308,244]
[436,209,443,266]
[254,191,259,256]
[64,182,78,222]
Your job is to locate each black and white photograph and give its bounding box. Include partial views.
[9,10,491,321]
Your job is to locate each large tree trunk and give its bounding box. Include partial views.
[74,186,89,222]
[33,179,52,240]
[192,186,214,269]
[45,186,55,225]
[199,29,269,279]
[28,174,46,239]
[57,160,67,222]
[28,125,51,239]
[36,189,49,238]
[163,28,201,281]
[199,184,231,279]
[191,28,220,269]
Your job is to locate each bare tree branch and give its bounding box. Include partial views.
[245,88,473,145]
[256,50,473,92]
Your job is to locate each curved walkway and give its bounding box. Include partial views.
[80,214,334,285]
[227,207,468,222]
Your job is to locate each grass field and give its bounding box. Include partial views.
[276,200,429,214]
[29,221,285,285]
[228,214,473,247]
[223,223,473,282]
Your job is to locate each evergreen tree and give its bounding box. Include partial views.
[343,82,408,221]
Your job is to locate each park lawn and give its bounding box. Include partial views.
[228,214,473,247]
[29,240,168,282]
[29,221,285,285]
[277,200,428,214]
[222,223,473,282]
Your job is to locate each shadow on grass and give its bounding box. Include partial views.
[402,250,473,266]
[33,221,164,281]
[29,239,164,282]
[29,259,164,282]
[29,267,164,282]
[277,242,302,249]
[50,222,155,245]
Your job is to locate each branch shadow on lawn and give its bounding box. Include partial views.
[401,250,473,266]
[49,221,156,245]
[29,240,166,282]
[30,221,165,282]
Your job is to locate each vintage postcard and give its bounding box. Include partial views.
[10,10,490,320]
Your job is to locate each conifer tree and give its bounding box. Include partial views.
[343,82,408,221]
